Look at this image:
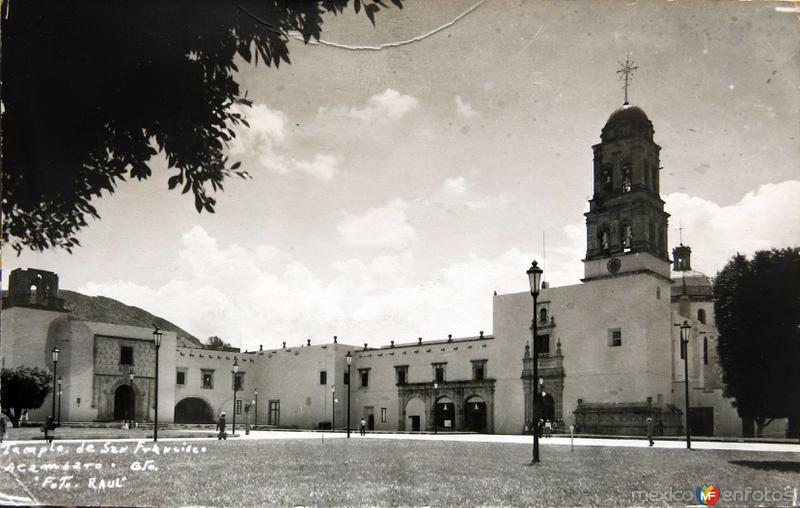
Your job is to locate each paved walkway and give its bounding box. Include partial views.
[8,429,797,453]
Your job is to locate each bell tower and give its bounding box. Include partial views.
[582,60,671,282]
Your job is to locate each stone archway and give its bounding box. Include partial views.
[404,397,427,432]
[434,395,455,430]
[114,385,134,421]
[464,395,487,433]
[174,397,215,424]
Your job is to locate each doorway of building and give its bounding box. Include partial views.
[410,415,420,432]
[435,397,455,430]
[464,397,487,433]
[689,407,714,436]
[114,385,134,421]
[174,397,215,423]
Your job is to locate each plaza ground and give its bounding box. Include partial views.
[1,430,798,506]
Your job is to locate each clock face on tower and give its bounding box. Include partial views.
[607,257,621,274]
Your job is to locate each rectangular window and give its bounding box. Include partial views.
[201,369,214,389]
[432,363,446,383]
[319,370,327,385]
[233,372,244,391]
[268,400,280,425]
[703,337,708,365]
[395,366,408,386]
[536,334,550,356]
[176,371,185,385]
[235,399,242,415]
[120,346,133,365]
[359,369,370,388]
[471,360,487,381]
[381,408,387,423]
[608,329,622,347]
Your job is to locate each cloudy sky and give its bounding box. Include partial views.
[4,0,799,350]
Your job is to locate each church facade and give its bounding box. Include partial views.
[1,101,749,437]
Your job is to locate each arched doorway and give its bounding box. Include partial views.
[464,396,487,433]
[541,392,556,422]
[405,397,427,432]
[174,397,215,424]
[434,396,455,431]
[114,385,134,421]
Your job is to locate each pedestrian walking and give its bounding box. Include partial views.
[0,416,6,443]
[360,417,366,436]
[646,417,655,446]
[544,419,552,438]
[42,416,55,444]
[217,412,227,440]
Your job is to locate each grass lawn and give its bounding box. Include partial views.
[1,437,798,506]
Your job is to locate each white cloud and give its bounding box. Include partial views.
[227,103,337,181]
[291,153,338,181]
[78,226,532,351]
[337,199,417,249]
[431,176,508,210]
[320,89,419,123]
[664,180,800,276]
[454,95,477,118]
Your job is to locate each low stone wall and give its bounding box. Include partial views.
[573,401,683,436]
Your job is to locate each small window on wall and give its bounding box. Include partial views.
[471,360,487,381]
[621,163,632,193]
[608,329,622,347]
[202,370,214,389]
[381,408,387,423]
[320,371,327,385]
[359,369,370,388]
[176,371,186,385]
[233,372,244,391]
[697,309,706,324]
[395,366,408,386]
[703,337,709,365]
[432,363,446,383]
[120,346,133,365]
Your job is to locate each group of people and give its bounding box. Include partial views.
[535,418,555,438]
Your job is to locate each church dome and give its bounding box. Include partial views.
[671,269,713,299]
[601,103,654,140]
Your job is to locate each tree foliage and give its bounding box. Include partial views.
[205,335,233,350]
[713,247,800,434]
[1,366,53,427]
[1,0,401,254]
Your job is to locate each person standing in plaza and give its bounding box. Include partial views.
[20,410,29,427]
[360,417,366,436]
[217,412,227,440]
[646,417,655,447]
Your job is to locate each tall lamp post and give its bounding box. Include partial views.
[57,376,63,426]
[527,260,543,464]
[346,351,352,439]
[331,385,336,431]
[679,320,692,449]
[433,382,438,434]
[152,327,162,442]
[254,389,258,428]
[51,347,59,420]
[232,359,239,436]
[128,369,135,428]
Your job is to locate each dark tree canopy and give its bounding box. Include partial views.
[713,247,800,435]
[1,366,53,427]
[1,0,401,254]
[205,335,233,350]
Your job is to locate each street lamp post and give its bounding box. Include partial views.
[254,389,258,428]
[51,347,59,420]
[346,351,352,439]
[331,385,336,431]
[679,320,692,449]
[152,327,162,442]
[232,359,239,436]
[527,260,543,464]
[128,369,135,428]
[57,376,63,427]
[433,382,438,434]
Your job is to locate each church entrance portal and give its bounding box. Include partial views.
[174,398,215,423]
[464,396,487,433]
[114,385,134,421]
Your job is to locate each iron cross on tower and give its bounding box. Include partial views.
[616,54,639,105]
